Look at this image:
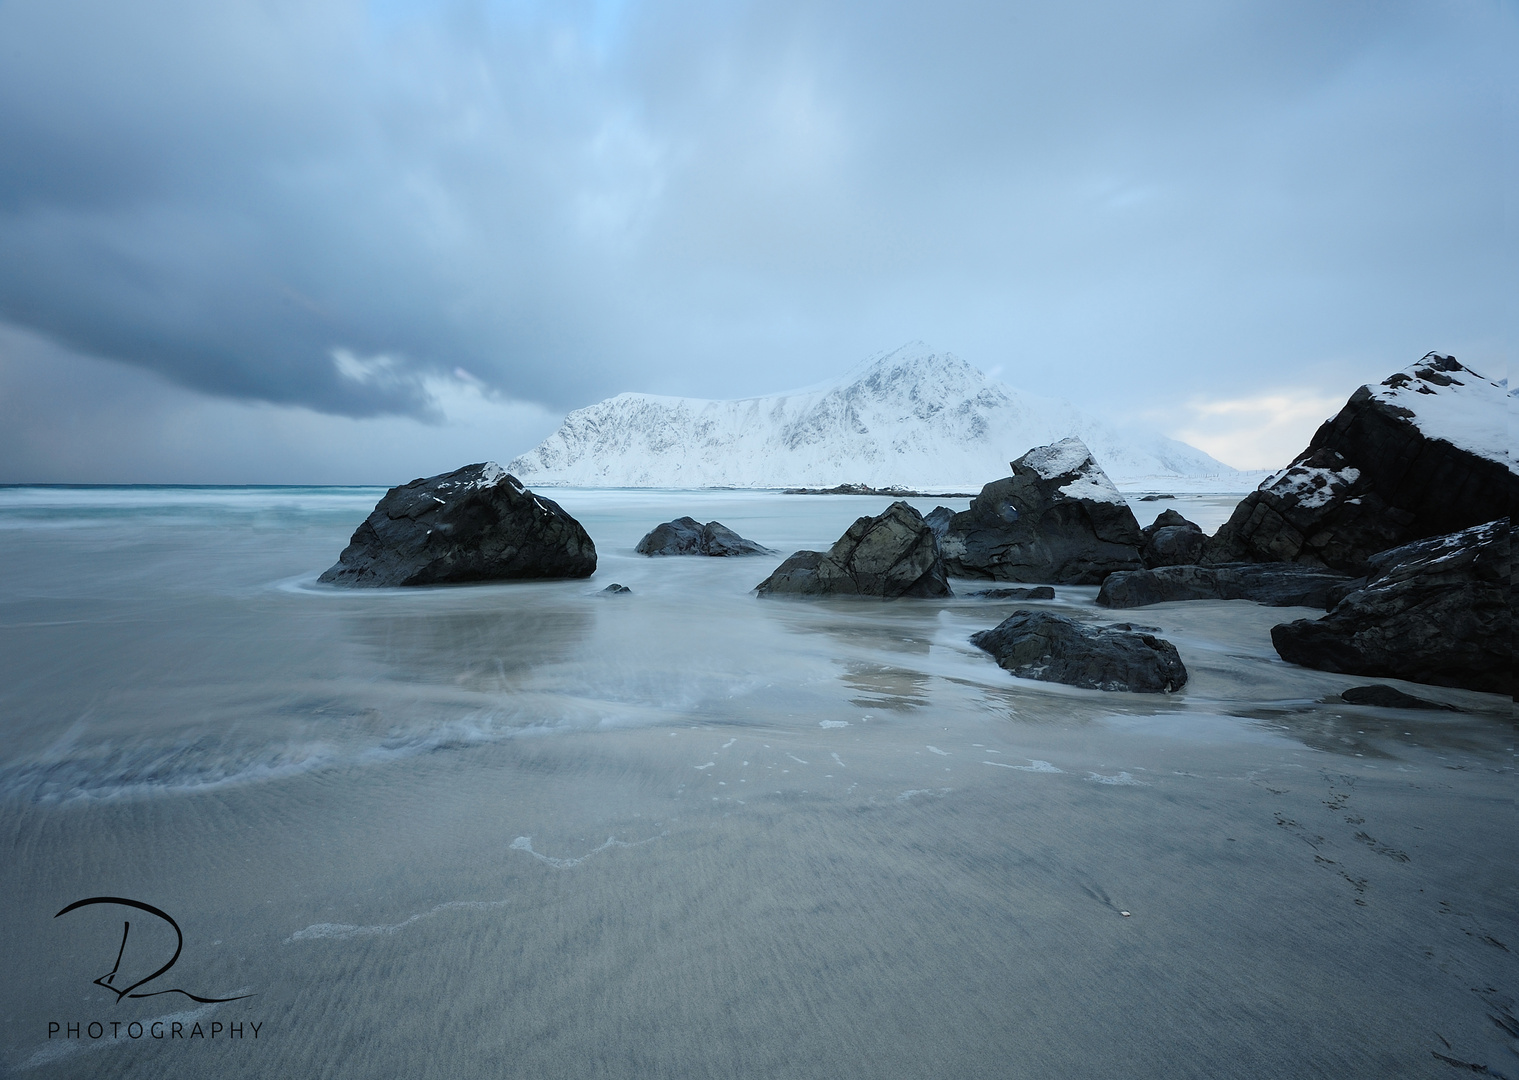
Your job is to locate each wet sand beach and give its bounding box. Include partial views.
[1,487,1513,1078]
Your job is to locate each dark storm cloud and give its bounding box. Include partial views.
[0,0,1508,419]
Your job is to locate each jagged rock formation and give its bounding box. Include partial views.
[1141,509,1206,568]
[1097,564,1358,610]
[318,463,596,587]
[755,501,951,598]
[1205,354,1515,572]
[970,611,1188,693]
[940,438,1144,584]
[635,518,774,556]
[1270,518,1512,696]
[508,343,1242,490]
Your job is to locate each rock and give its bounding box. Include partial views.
[1141,509,1206,568]
[969,611,1188,693]
[635,517,774,556]
[1337,685,1459,711]
[924,506,955,538]
[941,437,1144,584]
[1097,563,1359,609]
[1139,494,1176,501]
[1271,518,1512,696]
[602,583,631,594]
[755,501,951,598]
[318,463,596,587]
[967,586,1057,600]
[1206,354,1516,572]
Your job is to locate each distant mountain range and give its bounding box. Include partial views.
[508,343,1251,490]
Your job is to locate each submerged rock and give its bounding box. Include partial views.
[970,611,1187,693]
[1141,509,1206,568]
[967,586,1057,601]
[1271,518,1512,696]
[1336,685,1460,711]
[1098,563,1359,609]
[941,438,1144,584]
[318,463,596,587]
[755,501,951,598]
[1206,354,1516,572]
[636,517,774,556]
[602,583,632,594]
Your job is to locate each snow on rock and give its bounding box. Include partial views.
[1260,464,1361,511]
[1369,355,1514,474]
[507,343,1244,490]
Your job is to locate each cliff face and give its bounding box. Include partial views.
[1205,354,1515,573]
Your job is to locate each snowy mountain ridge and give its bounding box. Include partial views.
[508,343,1250,490]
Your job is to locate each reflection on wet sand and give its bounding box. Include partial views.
[342,606,595,692]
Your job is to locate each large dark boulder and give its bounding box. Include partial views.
[970,611,1188,693]
[1206,354,1516,573]
[755,501,951,598]
[636,517,773,556]
[1098,563,1359,609]
[1271,518,1513,696]
[941,438,1144,584]
[1141,509,1206,568]
[319,463,596,587]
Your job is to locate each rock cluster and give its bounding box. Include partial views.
[970,611,1188,693]
[755,501,951,598]
[941,438,1143,584]
[1206,354,1515,572]
[1271,518,1512,696]
[319,463,597,587]
[1098,563,1358,610]
[636,517,773,557]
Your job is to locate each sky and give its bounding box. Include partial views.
[0,0,1510,483]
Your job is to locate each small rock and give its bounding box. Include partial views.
[602,583,632,594]
[1337,685,1459,711]
[756,501,951,598]
[966,586,1057,600]
[1138,495,1175,502]
[969,610,1188,693]
[636,517,774,556]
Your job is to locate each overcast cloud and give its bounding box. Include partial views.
[0,0,1509,480]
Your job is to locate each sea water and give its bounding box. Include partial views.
[0,486,1513,1078]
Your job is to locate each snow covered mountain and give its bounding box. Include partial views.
[507,343,1248,490]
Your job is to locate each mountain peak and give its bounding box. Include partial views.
[507,346,1241,490]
